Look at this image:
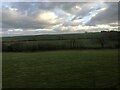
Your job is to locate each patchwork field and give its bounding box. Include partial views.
[2,49,119,88]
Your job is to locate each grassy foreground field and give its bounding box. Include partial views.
[3,49,119,88]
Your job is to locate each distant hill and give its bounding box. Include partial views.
[2,31,120,42]
[2,31,120,52]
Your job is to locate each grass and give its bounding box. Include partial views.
[2,32,119,42]
[3,32,119,52]
[2,49,119,88]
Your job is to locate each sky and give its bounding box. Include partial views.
[1,1,119,37]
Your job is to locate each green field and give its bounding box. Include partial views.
[3,49,119,88]
[2,32,119,52]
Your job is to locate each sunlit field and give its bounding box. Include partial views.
[3,49,119,88]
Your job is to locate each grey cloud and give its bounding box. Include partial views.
[1,2,119,36]
[86,2,118,25]
[2,8,58,30]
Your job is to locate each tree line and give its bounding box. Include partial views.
[2,38,119,52]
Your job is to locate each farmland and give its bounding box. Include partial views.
[1,1,119,89]
[3,49,119,88]
[2,32,120,88]
[2,32,120,52]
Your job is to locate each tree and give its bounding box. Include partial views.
[70,39,76,49]
[97,38,105,48]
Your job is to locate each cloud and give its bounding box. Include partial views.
[86,2,118,25]
[1,2,118,36]
[2,8,43,29]
[35,11,58,24]
[2,7,60,30]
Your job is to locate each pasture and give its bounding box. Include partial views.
[2,49,119,88]
[2,32,119,52]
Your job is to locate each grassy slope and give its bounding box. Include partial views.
[2,32,119,41]
[2,32,119,52]
[3,49,119,88]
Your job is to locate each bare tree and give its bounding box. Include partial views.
[97,38,105,48]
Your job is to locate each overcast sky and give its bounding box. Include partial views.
[1,1,119,36]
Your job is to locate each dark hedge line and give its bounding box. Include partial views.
[2,38,119,52]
